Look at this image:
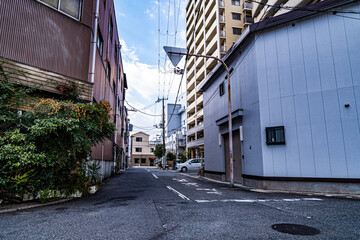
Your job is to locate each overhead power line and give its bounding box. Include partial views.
[125,100,162,117]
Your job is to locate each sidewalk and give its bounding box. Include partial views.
[0,198,74,214]
[177,171,360,200]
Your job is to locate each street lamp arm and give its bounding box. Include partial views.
[167,50,234,187]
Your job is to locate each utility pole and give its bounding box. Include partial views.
[157,97,168,169]
[164,46,234,187]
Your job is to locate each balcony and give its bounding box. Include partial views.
[196,109,204,120]
[195,17,204,34]
[1,57,92,102]
[218,0,225,8]
[187,113,196,125]
[244,15,254,25]
[219,15,225,22]
[187,76,196,91]
[187,100,196,113]
[195,56,204,68]
[243,1,253,11]
[195,0,202,12]
[205,21,217,40]
[196,68,205,83]
[187,65,195,80]
[186,0,194,18]
[220,45,226,53]
[205,0,215,16]
[195,31,204,46]
[187,87,196,102]
[186,56,195,70]
[220,30,226,38]
[187,123,204,136]
[186,21,194,40]
[187,137,204,148]
[197,94,204,105]
[206,36,217,55]
[205,5,216,30]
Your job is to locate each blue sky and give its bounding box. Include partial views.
[114,0,187,139]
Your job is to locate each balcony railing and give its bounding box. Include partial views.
[219,15,225,22]
[220,30,226,37]
[218,0,225,7]
[243,1,253,10]
[220,46,226,53]
[244,15,254,24]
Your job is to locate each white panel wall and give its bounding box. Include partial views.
[257,2,360,178]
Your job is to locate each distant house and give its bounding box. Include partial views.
[0,0,128,178]
[199,0,360,194]
[131,132,156,166]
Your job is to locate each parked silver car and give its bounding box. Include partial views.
[177,159,203,172]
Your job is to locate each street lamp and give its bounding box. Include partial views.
[164,46,234,187]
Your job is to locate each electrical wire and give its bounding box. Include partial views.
[165,58,187,128]
[125,100,162,117]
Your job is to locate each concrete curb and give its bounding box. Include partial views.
[179,172,360,200]
[0,198,74,214]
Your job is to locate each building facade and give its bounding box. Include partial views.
[185,0,253,159]
[166,103,187,156]
[199,0,360,194]
[131,132,156,166]
[0,0,127,179]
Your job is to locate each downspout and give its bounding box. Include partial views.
[89,0,100,102]
[113,45,120,173]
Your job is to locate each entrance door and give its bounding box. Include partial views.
[223,130,242,184]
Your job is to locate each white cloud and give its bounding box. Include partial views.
[120,38,186,139]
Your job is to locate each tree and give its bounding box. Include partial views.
[153,144,164,159]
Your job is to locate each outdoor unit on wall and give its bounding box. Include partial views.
[265,126,285,145]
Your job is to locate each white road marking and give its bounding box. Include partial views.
[166,186,190,201]
[302,198,323,201]
[195,198,324,203]
[172,178,188,183]
[196,188,211,191]
[152,174,159,179]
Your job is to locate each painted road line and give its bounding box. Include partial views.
[195,198,324,203]
[166,186,190,201]
[152,174,159,179]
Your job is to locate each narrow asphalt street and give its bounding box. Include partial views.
[0,168,359,240]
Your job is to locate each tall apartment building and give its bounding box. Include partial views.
[0,0,127,178]
[252,0,321,22]
[185,0,253,158]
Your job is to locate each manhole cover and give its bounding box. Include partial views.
[272,224,320,236]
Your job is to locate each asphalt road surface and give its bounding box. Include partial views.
[0,167,359,239]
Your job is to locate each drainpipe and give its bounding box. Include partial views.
[89,0,100,102]
[113,45,120,173]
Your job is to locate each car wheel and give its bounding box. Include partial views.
[181,167,187,173]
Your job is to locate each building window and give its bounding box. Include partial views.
[219,82,225,96]
[97,28,103,57]
[135,158,139,163]
[109,18,113,41]
[231,0,240,6]
[266,126,285,145]
[141,158,146,164]
[233,27,242,35]
[38,0,82,20]
[106,61,111,80]
[232,13,241,20]
[136,137,142,142]
[150,148,154,152]
[136,148,142,152]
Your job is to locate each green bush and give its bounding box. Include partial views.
[0,68,115,201]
